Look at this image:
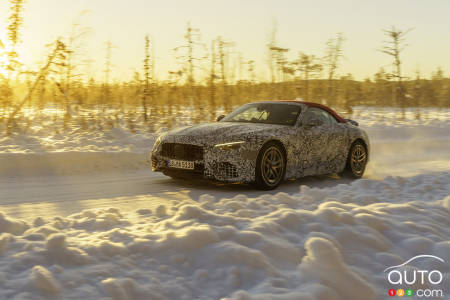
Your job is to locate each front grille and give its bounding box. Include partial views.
[218,162,239,179]
[151,155,157,169]
[161,143,204,161]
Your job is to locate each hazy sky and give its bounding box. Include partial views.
[0,0,449,82]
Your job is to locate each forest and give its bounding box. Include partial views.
[1,0,449,134]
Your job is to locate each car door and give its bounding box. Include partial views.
[285,107,324,177]
[285,105,347,178]
[299,107,334,175]
[318,109,349,173]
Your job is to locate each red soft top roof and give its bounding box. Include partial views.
[275,100,347,123]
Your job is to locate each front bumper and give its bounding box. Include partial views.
[151,144,258,183]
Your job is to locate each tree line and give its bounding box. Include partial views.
[0,0,449,134]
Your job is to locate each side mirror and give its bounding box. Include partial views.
[216,115,225,122]
[304,118,323,127]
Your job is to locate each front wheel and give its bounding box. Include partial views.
[255,142,286,190]
[341,141,367,178]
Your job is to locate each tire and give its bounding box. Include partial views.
[255,142,286,190]
[341,140,367,179]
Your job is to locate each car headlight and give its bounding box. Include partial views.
[153,134,165,151]
[214,141,245,150]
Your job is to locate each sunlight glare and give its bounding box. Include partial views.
[0,51,9,77]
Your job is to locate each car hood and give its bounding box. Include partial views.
[162,122,286,145]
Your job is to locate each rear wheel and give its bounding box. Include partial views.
[255,142,286,190]
[341,141,367,178]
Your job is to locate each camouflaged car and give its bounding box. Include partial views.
[151,101,370,189]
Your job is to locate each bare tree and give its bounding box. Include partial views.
[53,13,91,117]
[295,53,322,101]
[266,21,277,84]
[174,22,206,86]
[209,39,217,112]
[215,36,234,85]
[0,40,12,118]
[431,67,445,106]
[7,39,66,133]
[215,36,234,111]
[324,33,344,101]
[266,22,293,98]
[247,60,255,83]
[165,69,183,120]
[102,40,116,110]
[1,0,25,119]
[65,13,91,99]
[142,34,152,122]
[7,0,26,71]
[237,53,244,83]
[267,45,290,98]
[380,26,413,110]
[270,46,290,82]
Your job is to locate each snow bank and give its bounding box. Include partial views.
[0,172,448,299]
[0,212,29,235]
[1,125,448,178]
[30,265,62,295]
[0,152,148,176]
[0,126,157,154]
[0,126,155,175]
[1,107,448,177]
[1,107,448,154]
[300,237,377,300]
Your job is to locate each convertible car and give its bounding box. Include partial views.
[151,100,369,189]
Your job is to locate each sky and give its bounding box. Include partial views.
[0,0,449,82]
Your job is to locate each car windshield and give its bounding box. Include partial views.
[221,103,301,126]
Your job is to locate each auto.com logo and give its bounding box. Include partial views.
[384,255,446,298]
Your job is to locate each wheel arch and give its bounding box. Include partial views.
[348,138,369,161]
[254,139,287,189]
[259,139,287,161]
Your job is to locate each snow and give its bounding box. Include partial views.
[0,172,449,299]
[0,212,29,235]
[30,265,62,295]
[0,106,448,178]
[0,106,449,299]
[1,106,448,156]
[300,237,377,300]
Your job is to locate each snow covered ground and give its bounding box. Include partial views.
[0,172,449,299]
[0,107,449,299]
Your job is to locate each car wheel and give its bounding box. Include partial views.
[255,142,286,190]
[342,140,367,178]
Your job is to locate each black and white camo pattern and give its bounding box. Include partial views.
[151,102,370,183]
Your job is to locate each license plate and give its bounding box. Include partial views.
[168,159,194,170]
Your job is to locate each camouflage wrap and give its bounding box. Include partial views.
[151,102,370,183]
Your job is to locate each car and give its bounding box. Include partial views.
[151,100,370,189]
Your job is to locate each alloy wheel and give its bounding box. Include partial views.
[261,146,284,186]
[350,144,367,176]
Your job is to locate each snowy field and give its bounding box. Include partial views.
[0,107,449,299]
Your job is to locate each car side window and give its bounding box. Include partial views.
[323,110,338,124]
[231,106,269,122]
[303,107,328,125]
[303,107,337,125]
